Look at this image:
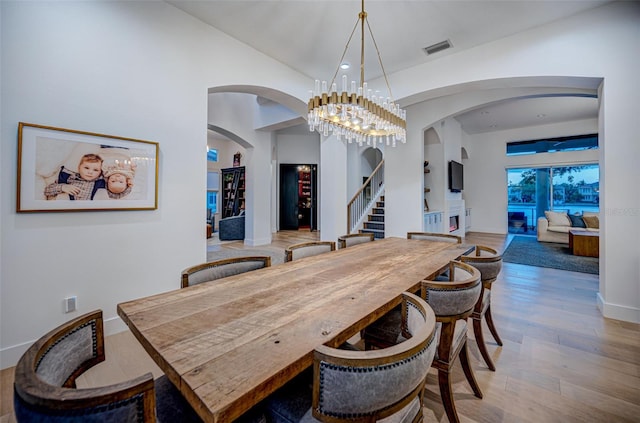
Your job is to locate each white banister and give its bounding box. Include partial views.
[347,160,384,234]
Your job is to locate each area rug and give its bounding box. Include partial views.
[502,235,599,274]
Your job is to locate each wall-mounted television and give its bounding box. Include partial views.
[448,160,464,192]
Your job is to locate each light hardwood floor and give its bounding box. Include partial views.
[2,231,639,422]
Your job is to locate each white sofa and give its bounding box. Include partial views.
[537,211,599,244]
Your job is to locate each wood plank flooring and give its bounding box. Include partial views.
[2,231,638,423]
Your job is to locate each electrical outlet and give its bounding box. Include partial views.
[64,296,77,313]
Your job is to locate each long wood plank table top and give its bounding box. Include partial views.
[117,237,473,422]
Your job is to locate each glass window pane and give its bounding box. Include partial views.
[207,172,219,190]
[506,134,598,156]
[551,164,599,214]
[507,164,598,234]
[207,191,217,214]
[507,168,540,234]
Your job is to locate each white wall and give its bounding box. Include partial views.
[463,119,599,234]
[275,132,321,231]
[386,2,640,323]
[1,0,638,370]
[276,133,320,165]
[0,0,313,368]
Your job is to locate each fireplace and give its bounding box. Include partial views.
[449,215,459,232]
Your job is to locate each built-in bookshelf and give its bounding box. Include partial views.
[221,166,245,218]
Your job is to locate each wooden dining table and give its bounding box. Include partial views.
[117,237,474,422]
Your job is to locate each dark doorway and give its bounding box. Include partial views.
[280,164,317,231]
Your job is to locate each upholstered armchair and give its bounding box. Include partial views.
[337,233,374,249]
[460,244,504,371]
[13,310,202,422]
[219,214,245,240]
[181,256,271,288]
[407,231,462,243]
[265,292,437,423]
[361,261,484,423]
[421,260,484,423]
[284,241,336,262]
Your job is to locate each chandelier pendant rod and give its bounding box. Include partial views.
[307,0,406,146]
[359,0,366,90]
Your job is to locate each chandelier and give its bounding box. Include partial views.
[307,0,406,147]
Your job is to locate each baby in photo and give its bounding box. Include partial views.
[94,158,136,200]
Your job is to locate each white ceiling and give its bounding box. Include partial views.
[175,0,606,134]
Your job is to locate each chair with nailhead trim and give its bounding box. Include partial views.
[13,310,203,422]
[284,241,336,262]
[264,292,437,423]
[337,233,374,249]
[181,256,271,288]
[459,245,503,371]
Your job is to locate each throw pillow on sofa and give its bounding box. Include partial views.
[583,215,600,229]
[545,211,571,227]
[568,214,586,228]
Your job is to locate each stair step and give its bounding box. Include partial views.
[363,222,385,231]
[369,215,384,222]
[376,201,385,207]
[361,228,385,239]
[372,208,384,215]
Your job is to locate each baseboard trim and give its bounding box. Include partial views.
[597,293,640,323]
[244,236,272,247]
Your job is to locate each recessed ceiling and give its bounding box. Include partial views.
[173,0,608,134]
[455,95,599,134]
[168,0,610,82]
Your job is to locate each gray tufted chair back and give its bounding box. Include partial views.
[285,241,336,262]
[337,233,374,249]
[459,245,504,371]
[421,260,482,318]
[13,310,159,422]
[420,261,484,423]
[460,245,502,284]
[407,231,462,243]
[181,256,271,288]
[311,292,436,422]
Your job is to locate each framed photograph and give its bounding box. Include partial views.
[17,122,159,212]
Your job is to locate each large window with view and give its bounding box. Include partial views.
[506,134,599,234]
[507,165,599,234]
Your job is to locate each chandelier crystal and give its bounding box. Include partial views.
[307,0,406,147]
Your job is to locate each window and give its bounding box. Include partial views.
[506,134,598,156]
[207,171,219,215]
[507,164,599,234]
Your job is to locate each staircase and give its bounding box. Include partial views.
[347,160,385,236]
[360,196,385,239]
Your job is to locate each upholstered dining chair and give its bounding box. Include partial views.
[284,241,336,262]
[13,310,203,423]
[264,292,437,423]
[181,256,271,288]
[361,261,483,423]
[421,260,483,423]
[337,232,374,249]
[459,245,504,371]
[407,231,462,243]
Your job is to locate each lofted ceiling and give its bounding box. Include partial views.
[178,0,607,135]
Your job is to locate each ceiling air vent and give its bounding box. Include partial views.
[423,39,452,56]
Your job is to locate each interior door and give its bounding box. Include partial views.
[280,164,299,230]
[280,164,318,231]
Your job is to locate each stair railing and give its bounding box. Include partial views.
[347,160,384,234]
